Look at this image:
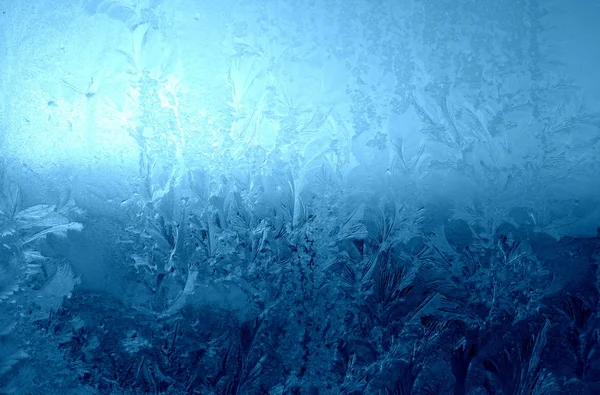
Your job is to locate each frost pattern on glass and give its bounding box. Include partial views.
[0,0,599,393]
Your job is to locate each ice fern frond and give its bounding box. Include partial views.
[322,252,359,296]
[374,343,426,395]
[21,222,83,246]
[188,168,210,208]
[332,203,368,243]
[228,53,266,110]
[0,199,84,247]
[374,197,397,247]
[0,174,83,247]
[370,199,426,251]
[229,192,253,233]
[325,253,358,288]
[391,136,430,176]
[372,265,415,306]
[483,320,559,395]
[279,170,308,231]
[160,270,197,318]
[412,89,446,138]
[361,260,420,326]
[34,264,80,314]
[396,204,426,244]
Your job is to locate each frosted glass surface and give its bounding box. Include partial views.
[0,0,599,393]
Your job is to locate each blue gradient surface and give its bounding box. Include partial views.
[0,0,599,393]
